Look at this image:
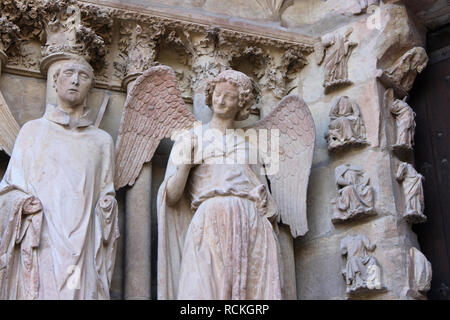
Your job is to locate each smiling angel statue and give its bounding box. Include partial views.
[115,66,315,300]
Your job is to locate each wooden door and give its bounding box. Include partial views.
[410,26,450,300]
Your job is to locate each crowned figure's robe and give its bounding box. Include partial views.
[0,105,119,300]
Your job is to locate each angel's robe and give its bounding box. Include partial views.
[0,105,119,300]
[157,127,282,300]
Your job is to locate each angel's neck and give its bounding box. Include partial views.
[208,115,235,134]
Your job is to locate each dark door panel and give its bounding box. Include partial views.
[410,27,450,300]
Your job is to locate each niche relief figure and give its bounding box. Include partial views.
[379,47,428,97]
[341,234,383,295]
[390,98,416,150]
[325,96,367,151]
[405,247,432,299]
[316,29,357,91]
[0,57,119,299]
[331,164,375,223]
[114,66,315,299]
[396,162,426,223]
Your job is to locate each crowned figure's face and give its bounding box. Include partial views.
[211,81,240,120]
[56,61,93,108]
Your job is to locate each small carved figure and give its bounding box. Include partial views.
[319,29,357,90]
[385,47,428,92]
[325,96,367,151]
[0,57,119,299]
[341,234,383,294]
[407,247,432,298]
[331,164,375,223]
[390,98,416,150]
[396,162,426,223]
[405,247,432,299]
[114,66,315,299]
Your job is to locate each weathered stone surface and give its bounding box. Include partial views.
[0,58,119,299]
[404,247,432,299]
[0,0,434,301]
[331,164,376,224]
[296,215,420,299]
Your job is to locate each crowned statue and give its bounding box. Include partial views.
[0,57,119,299]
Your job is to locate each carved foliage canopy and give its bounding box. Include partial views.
[0,0,314,95]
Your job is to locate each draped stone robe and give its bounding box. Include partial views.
[0,105,119,300]
[157,127,283,300]
[390,101,416,148]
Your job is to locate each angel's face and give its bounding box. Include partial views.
[211,81,240,120]
[56,62,93,107]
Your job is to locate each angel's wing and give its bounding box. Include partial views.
[0,91,20,156]
[114,65,197,189]
[250,95,315,238]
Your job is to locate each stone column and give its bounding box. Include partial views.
[123,75,152,300]
[118,21,163,300]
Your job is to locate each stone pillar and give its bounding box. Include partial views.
[117,21,165,300]
[119,22,158,301]
[123,74,152,300]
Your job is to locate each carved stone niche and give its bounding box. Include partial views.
[316,28,357,92]
[404,247,432,300]
[331,164,376,223]
[341,234,384,295]
[396,162,426,224]
[378,47,428,98]
[325,96,368,151]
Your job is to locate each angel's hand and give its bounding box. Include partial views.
[176,131,199,168]
[23,196,43,215]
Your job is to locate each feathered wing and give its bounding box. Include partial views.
[0,91,20,156]
[114,65,197,189]
[249,95,315,238]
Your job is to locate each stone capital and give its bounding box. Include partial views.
[122,72,143,91]
[116,21,164,82]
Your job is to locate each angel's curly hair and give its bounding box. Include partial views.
[204,69,255,121]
